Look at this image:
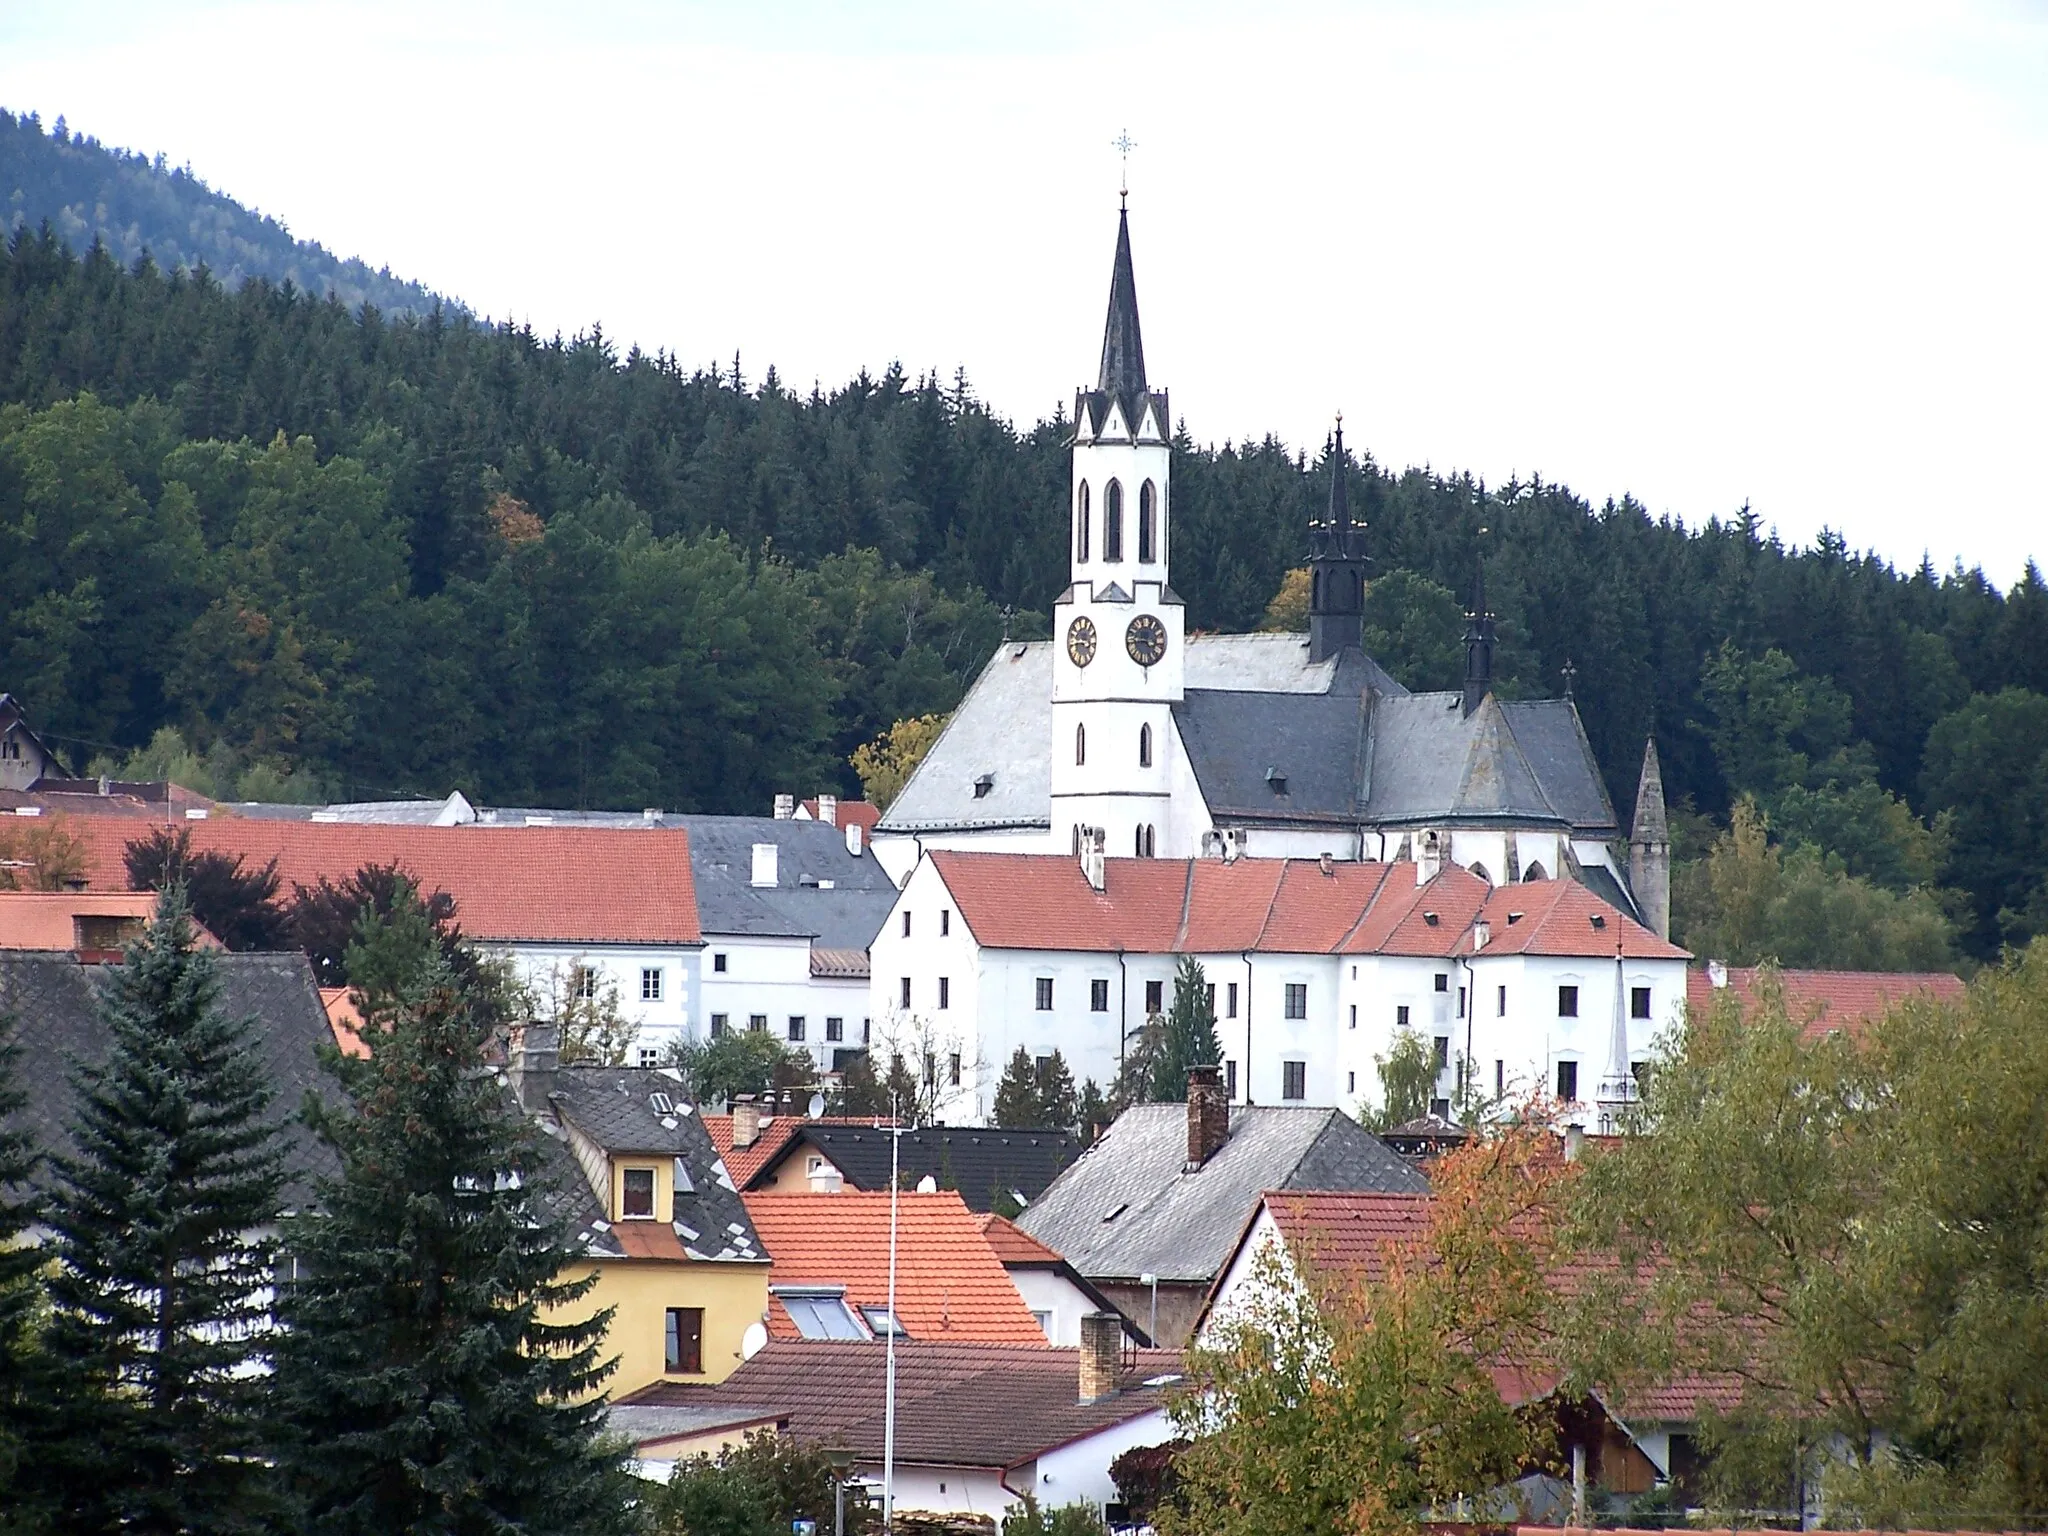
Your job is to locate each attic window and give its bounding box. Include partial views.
[1590,914,1607,930]
[1507,912,1524,925]
[1102,1202,1129,1224]
[973,774,994,799]
[862,1306,909,1337]
[621,1167,656,1220]
[1423,912,1439,927]
[1265,767,1288,794]
[648,1092,674,1115]
[773,1286,868,1340]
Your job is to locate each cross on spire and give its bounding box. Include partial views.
[1112,130,1137,207]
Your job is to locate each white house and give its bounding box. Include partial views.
[867,846,1688,1126]
[871,206,1671,942]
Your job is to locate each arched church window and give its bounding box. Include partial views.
[1076,722,1086,765]
[1103,480,1124,561]
[1135,825,1145,857]
[1523,861,1547,882]
[1075,482,1091,563]
[1146,824,1157,856]
[1350,570,1362,606]
[1139,481,1157,563]
[1138,723,1152,768]
[1469,862,1492,886]
[1313,570,1323,609]
[1072,824,1082,855]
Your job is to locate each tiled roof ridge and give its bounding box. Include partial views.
[1328,861,1395,952]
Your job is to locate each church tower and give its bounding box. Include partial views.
[1308,416,1369,663]
[1050,203,1183,860]
[1629,737,1671,940]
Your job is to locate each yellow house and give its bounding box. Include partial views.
[514,1043,771,1396]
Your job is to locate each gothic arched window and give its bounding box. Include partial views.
[1350,570,1362,607]
[1312,570,1323,609]
[1103,480,1124,562]
[1076,722,1086,765]
[1138,722,1152,768]
[1145,824,1157,856]
[1075,482,1091,563]
[1469,862,1492,886]
[1523,861,1548,882]
[1135,825,1145,857]
[1139,480,1157,563]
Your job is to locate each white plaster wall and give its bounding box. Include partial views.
[1033,1408,1177,1516]
[1464,953,1687,1113]
[1007,1266,1108,1347]
[699,933,868,1065]
[867,858,986,1121]
[498,942,698,1063]
[871,828,1055,887]
[852,1462,1014,1520]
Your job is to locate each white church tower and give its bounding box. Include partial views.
[1049,201,1184,861]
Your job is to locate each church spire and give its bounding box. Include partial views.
[1596,945,1639,1133]
[1629,737,1672,940]
[1308,413,1368,664]
[1097,205,1148,406]
[1462,533,1496,717]
[1328,414,1351,533]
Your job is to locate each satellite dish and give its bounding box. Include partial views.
[915,1174,938,1194]
[807,1092,826,1119]
[741,1321,769,1360]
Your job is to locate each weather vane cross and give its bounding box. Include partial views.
[1113,129,1137,204]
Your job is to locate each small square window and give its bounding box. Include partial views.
[621,1167,656,1219]
[1631,986,1652,1020]
[940,910,950,936]
[641,967,664,1002]
[749,1014,767,1033]
[1434,974,1449,993]
[788,1016,805,1042]
[1284,983,1307,1020]
[937,977,950,1010]
[826,1016,844,1042]
[710,1013,728,1037]
[1558,985,1579,1018]
[1282,1060,1307,1100]
[713,952,728,973]
[638,1047,659,1068]
[1036,977,1054,1011]
[1556,1060,1579,1102]
[1090,979,1110,1012]
[1144,979,1163,1014]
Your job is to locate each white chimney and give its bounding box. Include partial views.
[816,794,838,828]
[1472,919,1491,952]
[1417,830,1443,885]
[845,821,865,857]
[751,842,779,888]
[1080,826,1106,892]
[773,794,795,820]
[1708,959,1729,989]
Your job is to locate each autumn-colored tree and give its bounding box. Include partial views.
[850,713,948,811]
[1259,568,1310,632]
[1164,1124,1568,1536]
[0,812,83,891]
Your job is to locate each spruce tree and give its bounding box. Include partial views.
[1035,1048,1078,1131]
[271,882,632,1535]
[0,1009,56,1532]
[38,887,287,1531]
[991,1047,1043,1128]
[1150,956,1224,1102]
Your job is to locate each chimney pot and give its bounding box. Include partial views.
[816,794,837,828]
[1563,1123,1585,1162]
[1078,1311,1123,1403]
[731,1096,762,1148]
[1186,1063,1228,1168]
[845,821,864,856]
[773,794,795,820]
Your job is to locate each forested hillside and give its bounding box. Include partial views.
[3,223,2045,964]
[1,108,444,316]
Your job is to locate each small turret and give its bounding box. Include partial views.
[1461,542,1495,718]
[1629,737,1671,941]
[1307,415,1369,663]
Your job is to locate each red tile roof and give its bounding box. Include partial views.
[318,987,370,1059]
[928,852,1678,962]
[743,1190,1048,1345]
[802,798,881,838]
[1686,965,1966,1039]
[69,819,700,945]
[977,1211,1064,1266]
[0,891,222,951]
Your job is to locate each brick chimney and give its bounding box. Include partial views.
[1078,1311,1123,1404]
[731,1095,762,1148]
[508,1021,560,1112]
[1186,1063,1229,1169]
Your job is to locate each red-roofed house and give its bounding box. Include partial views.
[1687,963,1966,1039]
[0,891,221,957]
[741,1190,1048,1346]
[70,818,703,1062]
[871,849,1689,1125]
[976,1212,1150,1346]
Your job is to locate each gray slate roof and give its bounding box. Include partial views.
[677,816,895,949]
[0,951,340,1202]
[755,1125,1079,1212]
[536,1065,763,1264]
[1013,1103,1426,1285]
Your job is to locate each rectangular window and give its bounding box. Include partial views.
[1631,986,1652,1020]
[748,1014,767,1033]
[862,1018,871,1044]
[1495,1059,1505,1096]
[1035,977,1054,1011]
[1224,1059,1238,1098]
[941,910,951,936]
[710,1013,728,1037]
[1458,986,1466,1019]
[1557,1060,1579,1102]
[641,967,664,1002]
[826,1016,844,1042]
[713,952,728,973]
[1434,974,1449,993]
[1558,985,1579,1018]
[1347,1070,1356,1093]
[900,977,912,1009]
[1349,1003,1357,1030]
[1145,979,1164,1014]
[1090,979,1110,1012]
[788,1016,805,1042]
[621,1167,656,1219]
[1226,982,1239,1018]
[937,977,950,1010]
[665,1307,704,1374]
[902,910,912,937]
[949,1052,962,1086]
[1284,983,1307,1020]
[1282,1060,1307,1101]
[1433,1036,1450,1070]
[1206,983,1216,1014]
[1397,1004,1410,1028]
[575,966,599,1000]
[1498,985,1507,1016]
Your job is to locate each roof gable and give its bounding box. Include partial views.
[757,1124,1080,1212]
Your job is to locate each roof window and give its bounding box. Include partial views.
[1265,767,1288,794]
[648,1092,674,1115]
[1507,912,1524,924]
[772,1286,868,1340]
[861,1306,910,1337]
[1423,912,1439,926]
[1590,913,1607,929]
[973,773,994,799]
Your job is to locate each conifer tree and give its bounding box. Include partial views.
[37,887,287,1531]
[0,1010,56,1531]
[1149,956,1223,1102]
[271,881,632,1535]
[992,1047,1043,1128]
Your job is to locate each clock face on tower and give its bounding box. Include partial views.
[1126,613,1168,668]
[1066,616,1098,668]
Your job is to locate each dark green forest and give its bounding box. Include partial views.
[3,207,2047,965]
[1,108,444,317]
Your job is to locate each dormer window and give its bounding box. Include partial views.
[973,774,994,799]
[621,1166,656,1219]
[773,1286,868,1340]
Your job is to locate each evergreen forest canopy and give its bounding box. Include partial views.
[1,107,445,317]
[3,204,2047,966]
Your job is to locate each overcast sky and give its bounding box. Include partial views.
[4,0,2043,585]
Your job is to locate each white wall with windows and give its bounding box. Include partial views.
[496,941,700,1065]
[699,932,873,1072]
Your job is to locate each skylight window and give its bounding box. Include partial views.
[649,1092,674,1115]
[861,1306,909,1337]
[773,1287,868,1340]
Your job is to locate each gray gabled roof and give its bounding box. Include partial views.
[674,815,895,947]
[0,950,340,1202]
[1013,1103,1425,1285]
[1360,693,1570,830]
